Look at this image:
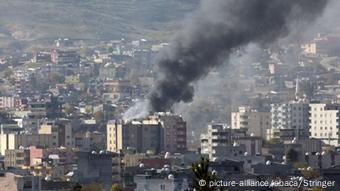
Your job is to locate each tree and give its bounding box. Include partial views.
[94,111,104,122]
[192,157,218,191]
[312,188,324,191]
[64,103,75,115]
[111,184,122,191]
[49,72,65,84]
[85,105,93,115]
[3,68,13,78]
[286,148,299,163]
[71,183,82,191]
[81,183,103,191]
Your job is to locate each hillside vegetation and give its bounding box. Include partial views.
[0,0,198,46]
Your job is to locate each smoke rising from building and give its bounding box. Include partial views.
[149,0,329,112]
[123,99,149,122]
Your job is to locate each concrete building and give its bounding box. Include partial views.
[271,101,310,130]
[0,133,53,155]
[301,34,340,56]
[236,136,262,156]
[29,146,76,166]
[200,124,247,161]
[38,120,73,148]
[266,128,310,141]
[270,101,310,140]
[134,169,190,191]
[75,151,113,191]
[32,51,51,63]
[232,106,271,139]
[51,49,80,64]
[74,131,105,151]
[107,120,162,154]
[0,96,20,110]
[309,103,340,146]
[0,172,41,191]
[150,113,187,153]
[4,148,30,168]
[296,138,322,154]
[304,150,340,169]
[27,96,62,119]
[134,174,190,191]
[102,80,132,102]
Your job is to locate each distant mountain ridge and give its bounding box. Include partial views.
[0,0,198,45]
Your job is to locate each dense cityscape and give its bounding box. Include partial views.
[1,0,340,191]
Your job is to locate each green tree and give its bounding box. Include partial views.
[192,157,218,191]
[286,148,299,163]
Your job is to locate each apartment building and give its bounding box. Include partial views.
[0,133,53,155]
[51,49,80,64]
[150,112,187,153]
[107,119,162,154]
[107,113,187,154]
[200,124,247,161]
[271,101,310,130]
[0,96,20,110]
[309,103,340,146]
[102,80,132,102]
[4,148,30,168]
[38,120,73,148]
[231,106,271,139]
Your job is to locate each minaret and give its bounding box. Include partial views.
[295,75,300,100]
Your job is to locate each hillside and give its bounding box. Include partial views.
[0,0,198,47]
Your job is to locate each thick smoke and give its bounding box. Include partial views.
[149,0,329,112]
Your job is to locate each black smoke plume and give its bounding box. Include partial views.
[149,0,328,112]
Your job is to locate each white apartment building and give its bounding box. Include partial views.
[0,96,19,110]
[271,101,309,130]
[309,103,340,146]
[231,106,271,139]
